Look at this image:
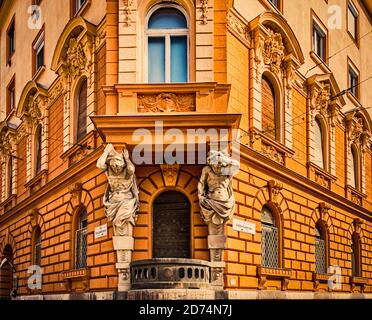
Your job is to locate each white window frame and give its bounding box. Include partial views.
[348,1,359,39]
[313,21,326,61]
[144,4,189,83]
[348,63,359,98]
[33,30,45,72]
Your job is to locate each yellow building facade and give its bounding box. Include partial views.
[0,0,371,300]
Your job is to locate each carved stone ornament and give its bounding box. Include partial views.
[25,95,46,126]
[261,144,285,165]
[65,37,92,79]
[122,0,133,27]
[346,114,371,151]
[268,179,283,204]
[353,218,364,234]
[138,93,196,113]
[199,0,209,25]
[318,202,331,220]
[227,11,251,47]
[262,29,285,74]
[160,164,180,187]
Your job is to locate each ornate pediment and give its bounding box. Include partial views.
[24,95,47,127]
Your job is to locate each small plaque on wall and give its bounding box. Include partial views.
[94,224,108,239]
[233,219,256,235]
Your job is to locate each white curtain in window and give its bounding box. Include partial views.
[314,118,324,169]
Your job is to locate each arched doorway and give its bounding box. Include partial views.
[153,191,191,259]
[0,245,13,300]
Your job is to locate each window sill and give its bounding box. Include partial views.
[347,31,359,49]
[0,194,17,215]
[32,65,46,82]
[257,266,292,291]
[350,276,368,292]
[346,185,366,206]
[60,267,90,291]
[25,169,48,195]
[310,51,331,74]
[252,130,295,166]
[346,91,361,109]
[61,130,96,167]
[313,272,331,291]
[307,162,336,189]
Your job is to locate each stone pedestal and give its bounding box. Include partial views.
[112,236,134,291]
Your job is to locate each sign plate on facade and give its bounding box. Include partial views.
[233,219,256,235]
[94,224,108,239]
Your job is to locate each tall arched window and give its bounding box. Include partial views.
[7,156,13,198]
[314,118,325,169]
[261,205,279,268]
[351,233,361,277]
[147,6,188,83]
[33,226,42,266]
[75,208,88,269]
[35,124,42,175]
[350,145,359,189]
[315,224,327,274]
[76,79,87,142]
[261,76,278,141]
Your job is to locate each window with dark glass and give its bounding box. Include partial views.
[33,29,45,74]
[7,17,15,63]
[348,1,358,40]
[268,0,280,10]
[76,79,87,142]
[7,156,13,197]
[315,225,326,274]
[261,76,278,141]
[147,7,188,83]
[261,205,279,268]
[350,145,359,189]
[351,233,361,277]
[35,124,42,175]
[72,0,87,15]
[7,77,15,115]
[313,22,326,61]
[75,208,87,269]
[314,118,325,169]
[348,66,359,99]
[33,227,42,266]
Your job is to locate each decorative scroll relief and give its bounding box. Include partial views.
[262,29,285,74]
[137,93,196,113]
[48,77,67,106]
[65,37,92,79]
[261,143,285,165]
[24,95,47,127]
[122,0,134,27]
[346,114,371,151]
[227,11,251,47]
[199,0,209,25]
[160,164,180,187]
[95,27,106,50]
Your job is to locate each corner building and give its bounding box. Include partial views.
[0,0,372,300]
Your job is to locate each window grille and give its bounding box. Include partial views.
[75,210,87,269]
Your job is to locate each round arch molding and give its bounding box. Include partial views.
[51,16,97,73]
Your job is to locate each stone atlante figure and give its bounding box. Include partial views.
[198,150,240,228]
[96,143,139,237]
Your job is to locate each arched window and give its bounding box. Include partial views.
[261,205,279,268]
[350,145,359,189]
[7,156,13,198]
[314,118,325,169]
[35,124,42,175]
[315,224,327,274]
[76,79,87,142]
[147,6,188,83]
[261,75,278,141]
[351,233,361,277]
[0,245,13,299]
[153,191,191,258]
[33,226,42,266]
[75,208,88,269]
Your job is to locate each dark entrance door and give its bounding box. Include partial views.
[153,191,191,258]
[0,245,13,300]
